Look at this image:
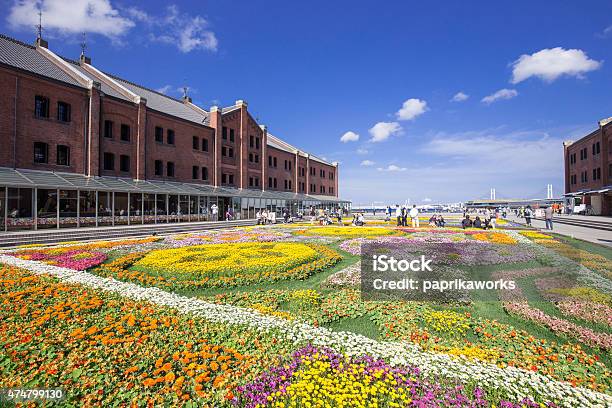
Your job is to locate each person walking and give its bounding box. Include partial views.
[544,206,554,230]
[409,205,419,228]
[524,206,533,227]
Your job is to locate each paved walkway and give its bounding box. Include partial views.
[548,214,612,224]
[509,215,612,247]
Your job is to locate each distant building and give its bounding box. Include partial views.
[563,118,612,215]
[465,199,563,210]
[0,33,349,231]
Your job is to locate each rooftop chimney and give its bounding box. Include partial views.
[80,54,91,65]
[35,7,47,48]
[599,117,612,127]
[79,33,91,64]
[35,37,48,48]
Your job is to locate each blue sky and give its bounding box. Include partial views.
[3,0,612,205]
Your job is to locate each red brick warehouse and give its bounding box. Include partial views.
[563,118,612,215]
[0,33,349,231]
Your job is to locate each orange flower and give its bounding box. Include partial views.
[165,371,176,383]
[143,378,156,387]
[125,365,139,374]
[154,358,163,369]
[212,375,225,388]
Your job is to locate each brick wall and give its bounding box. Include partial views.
[267,146,295,192]
[311,160,337,196]
[0,66,89,173]
[245,116,264,189]
[0,62,341,198]
[145,110,215,184]
[565,128,606,193]
[219,109,240,187]
[99,96,139,178]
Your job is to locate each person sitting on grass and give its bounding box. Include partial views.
[437,215,446,228]
[473,216,483,229]
[461,215,472,229]
[355,213,365,226]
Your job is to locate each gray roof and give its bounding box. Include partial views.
[308,154,333,166]
[221,105,240,114]
[64,58,128,101]
[0,33,209,126]
[109,75,209,125]
[0,167,349,203]
[267,137,295,154]
[0,34,83,88]
[267,134,334,166]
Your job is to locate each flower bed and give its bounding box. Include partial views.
[164,229,291,247]
[16,249,107,270]
[534,239,612,279]
[322,262,361,287]
[100,243,342,289]
[0,265,291,406]
[339,237,534,265]
[493,272,612,350]
[292,226,401,238]
[471,231,518,245]
[234,345,558,408]
[314,289,611,392]
[535,277,612,327]
[503,301,612,350]
[10,237,162,271]
[520,231,554,240]
[2,254,611,406]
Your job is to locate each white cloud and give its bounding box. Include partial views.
[601,25,612,38]
[396,98,428,121]
[155,85,172,94]
[511,47,602,84]
[343,125,589,204]
[420,129,561,176]
[151,6,217,52]
[6,2,218,52]
[422,198,433,203]
[125,6,150,22]
[451,92,469,102]
[7,0,134,38]
[377,164,406,172]
[356,148,369,155]
[340,131,360,143]
[481,88,518,104]
[369,122,402,142]
[360,160,375,167]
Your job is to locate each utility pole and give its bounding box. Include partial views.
[547,184,553,199]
